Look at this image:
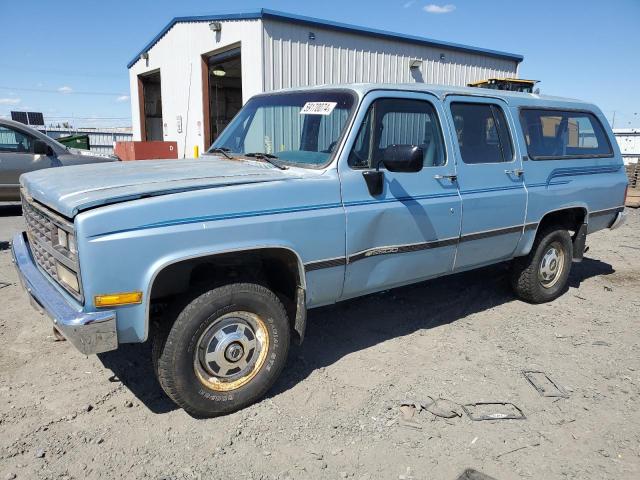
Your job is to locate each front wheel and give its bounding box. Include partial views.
[153,283,290,417]
[511,226,573,303]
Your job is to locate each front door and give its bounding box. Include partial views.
[444,96,527,270]
[338,91,462,299]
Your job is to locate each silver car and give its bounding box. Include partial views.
[0,118,118,201]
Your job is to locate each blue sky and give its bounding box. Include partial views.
[1,0,638,129]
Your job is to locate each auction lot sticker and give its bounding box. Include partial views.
[300,102,337,115]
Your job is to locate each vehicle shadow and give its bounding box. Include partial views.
[98,342,178,414]
[269,257,615,397]
[0,204,22,217]
[96,257,614,414]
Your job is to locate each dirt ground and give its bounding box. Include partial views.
[1,203,639,480]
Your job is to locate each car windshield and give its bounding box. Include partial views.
[209,90,356,168]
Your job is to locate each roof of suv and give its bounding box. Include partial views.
[269,83,589,108]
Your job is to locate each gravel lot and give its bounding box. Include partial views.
[1,204,639,480]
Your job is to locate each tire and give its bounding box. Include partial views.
[511,226,573,304]
[153,283,290,417]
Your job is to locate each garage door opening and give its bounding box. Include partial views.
[138,70,163,141]
[202,48,242,148]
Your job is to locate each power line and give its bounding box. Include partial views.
[0,64,126,79]
[0,85,128,96]
[45,116,130,120]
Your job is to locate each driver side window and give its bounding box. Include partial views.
[348,98,446,169]
[0,126,34,153]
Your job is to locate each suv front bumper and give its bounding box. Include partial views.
[11,232,118,355]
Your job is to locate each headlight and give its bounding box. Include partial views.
[57,227,77,254]
[57,228,68,249]
[68,234,77,254]
[56,262,80,292]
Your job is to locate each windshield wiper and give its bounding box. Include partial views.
[208,147,234,159]
[244,152,288,170]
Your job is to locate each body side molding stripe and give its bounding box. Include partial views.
[304,257,347,272]
[589,206,625,217]
[305,223,535,271]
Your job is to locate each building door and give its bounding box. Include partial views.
[203,48,242,149]
[444,96,527,270]
[338,91,462,299]
[138,70,163,141]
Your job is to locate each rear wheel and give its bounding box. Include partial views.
[511,226,573,303]
[153,283,290,417]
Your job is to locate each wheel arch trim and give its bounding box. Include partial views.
[142,244,307,342]
[515,204,589,257]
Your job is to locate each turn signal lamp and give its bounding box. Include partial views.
[95,292,143,308]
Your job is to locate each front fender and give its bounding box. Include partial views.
[81,234,307,343]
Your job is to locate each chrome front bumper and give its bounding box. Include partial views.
[11,232,118,355]
[609,210,626,230]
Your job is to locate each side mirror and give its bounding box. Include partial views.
[33,140,52,156]
[381,145,424,173]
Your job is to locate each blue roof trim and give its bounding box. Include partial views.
[127,8,523,69]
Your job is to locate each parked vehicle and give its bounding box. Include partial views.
[0,118,118,201]
[12,84,627,417]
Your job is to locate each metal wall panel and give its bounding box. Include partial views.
[262,20,518,91]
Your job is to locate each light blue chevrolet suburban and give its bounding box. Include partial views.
[12,84,627,417]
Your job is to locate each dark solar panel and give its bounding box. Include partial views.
[27,112,44,126]
[11,111,28,125]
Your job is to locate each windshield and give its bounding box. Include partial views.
[209,90,356,168]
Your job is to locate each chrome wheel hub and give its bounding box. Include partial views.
[194,311,269,391]
[225,342,245,363]
[539,243,565,288]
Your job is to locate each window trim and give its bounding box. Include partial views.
[347,96,448,171]
[449,101,516,165]
[518,107,614,161]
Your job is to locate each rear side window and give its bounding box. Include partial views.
[519,109,613,160]
[450,103,514,164]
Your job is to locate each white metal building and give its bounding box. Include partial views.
[127,9,523,158]
[613,128,640,164]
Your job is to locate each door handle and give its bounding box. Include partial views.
[434,173,457,181]
[504,168,524,177]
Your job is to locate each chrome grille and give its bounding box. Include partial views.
[21,193,83,302]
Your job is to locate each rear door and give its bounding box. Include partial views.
[0,124,53,200]
[338,91,461,299]
[444,96,527,270]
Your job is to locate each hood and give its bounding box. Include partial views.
[21,157,301,218]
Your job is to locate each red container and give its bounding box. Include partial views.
[114,141,178,161]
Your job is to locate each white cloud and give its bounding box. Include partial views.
[424,4,456,14]
[0,97,21,105]
[58,86,73,94]
[403,1,416,7]
[116,95,130,103]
